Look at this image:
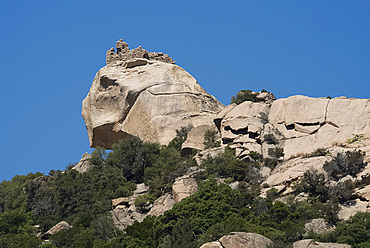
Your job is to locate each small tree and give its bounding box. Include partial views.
[294,169,329,202]
[324,150,366,180]
[204,129,221,149]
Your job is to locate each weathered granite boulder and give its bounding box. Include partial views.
[42,221,71,239]
[172,174,198,203]
[201,232,273,248]
[293,239,351,248]
[82,40,223,149]
[182,125,219,152]
[304,218,333,235]
[147,193,176,216]
[72,152,92,173]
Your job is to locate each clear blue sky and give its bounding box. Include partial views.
[1,1,369,181]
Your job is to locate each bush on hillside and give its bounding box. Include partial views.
[230,90,258,104]
[323,150,366,180]
[204,129,221,149]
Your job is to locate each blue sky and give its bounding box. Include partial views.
[0,1,369,181]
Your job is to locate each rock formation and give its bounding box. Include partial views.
[82,39,223,149]
[201,233,351,248]
[200,232,273,248]
[42,221,71,239]
[292,239,351,248]
[111,183,151,230]
[72,152,92,173]
[82,39,370,228]
[172,174,198,203]
[216,95,370,160]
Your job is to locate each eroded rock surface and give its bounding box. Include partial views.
[111,183,150,230]
[42,221,71,239]
[200,232,273,248]
[293,239,351,248]
[182,125,219,152]
[82,40,223,149]
[217,95,370,160]
[270,96,370,159]
[172,174,198,203]
[72,152,92,173]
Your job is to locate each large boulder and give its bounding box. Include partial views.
[172,174,198,203]
[82,40,223,149]
[42,221,71,239]
[72,152,92,173]
[201,232,273,248]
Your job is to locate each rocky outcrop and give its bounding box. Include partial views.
[216,95,370,160]
[200,232,273,248]
[111,184,177,230]
[270,96,370,159]
[42,221,71,239]
[304,218,334,235]
[293,239,351,248]
[182,125,218,152]
[111,183,150,230]
[72,152,92,173]
[147,193,176,216]
[82,40,223,149]
[172,174,198,203]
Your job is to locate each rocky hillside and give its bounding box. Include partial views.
[1,39,369,247]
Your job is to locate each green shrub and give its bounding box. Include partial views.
[328,180,355,204]
[294,169,328,202]
[323,150,366,180]
[268,147,284,159]
[231,90,258,104]
[168,125,193,151]
[203,147,262,184]
[135,194,155,212]
[204,129,221,149]
[303,148,329,158]
[266,188,279,201]
[264,134,278,145]
[347,134,363,144]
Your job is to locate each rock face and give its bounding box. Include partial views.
[111,183,150,230]
[200,232,273,248]
[293,239,351,248]
[82,39,223,149]
[181,124,216,152]
[270,96,370,159]
[217,95,370,160]
[111,183,177,230]
[42,221,71,239]
[72,152,92,173]
[172,174,198,203]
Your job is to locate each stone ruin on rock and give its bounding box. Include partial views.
[82,39,223,149]
[106,39,175,65]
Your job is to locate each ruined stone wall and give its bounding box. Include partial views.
[106,39,175,65]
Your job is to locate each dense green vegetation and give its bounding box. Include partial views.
[0,130,368,247]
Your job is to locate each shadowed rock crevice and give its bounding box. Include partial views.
[92,123,131,149]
